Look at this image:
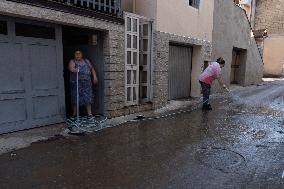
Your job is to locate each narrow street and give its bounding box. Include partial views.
[0,80,283,189]
[0,0,283,188]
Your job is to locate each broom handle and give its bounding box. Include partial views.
[77,66,80,122]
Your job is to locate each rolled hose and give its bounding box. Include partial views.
[66,115,107,133]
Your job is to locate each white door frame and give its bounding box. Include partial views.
[139,20,152,102]
[125,12,140,106]
[124,12,153,105]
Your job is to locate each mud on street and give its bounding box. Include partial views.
[0,80,284,189]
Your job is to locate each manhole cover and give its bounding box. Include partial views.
[195,148,245,173]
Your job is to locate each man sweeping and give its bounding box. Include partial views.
[199,57,229,110]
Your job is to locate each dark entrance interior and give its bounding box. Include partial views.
[62,26,104,117]
[230,48,247,85]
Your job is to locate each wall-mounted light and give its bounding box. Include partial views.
[90,35,98,45]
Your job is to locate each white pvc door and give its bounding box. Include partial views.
[139,21,151,102]
[125,14,139,105]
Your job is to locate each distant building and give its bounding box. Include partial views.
[234,0,257,26]
[254,0,284,77]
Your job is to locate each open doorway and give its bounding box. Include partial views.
[62,26,104,117]
[230,48,247,85]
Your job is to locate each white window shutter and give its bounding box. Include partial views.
[125,14,140,106]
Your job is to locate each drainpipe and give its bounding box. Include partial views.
[133,0,137,13]
[250,0,253,22]
[250,0,257,29]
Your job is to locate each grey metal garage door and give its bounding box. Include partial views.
[0,17,65,134]
[168,45,192,100]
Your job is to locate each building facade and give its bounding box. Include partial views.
[0,0,213,134]
[212,0,263,87]
[122,0,213,105]
[0,0,125,133]
[254,0,284,77]
[234,0,257,27]
[0,0,264,134]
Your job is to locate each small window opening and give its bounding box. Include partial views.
[189,0,200,9]
[0,21,8,35]
[15,23,55,39]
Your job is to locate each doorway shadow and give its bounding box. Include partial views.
[62,26,105,117]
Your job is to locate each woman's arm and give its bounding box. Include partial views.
[87,60,98,84]
[217,76,229,91]
[217,75,225,86]
[68,60,78,73]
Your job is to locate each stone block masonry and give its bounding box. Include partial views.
[254,0,284,34]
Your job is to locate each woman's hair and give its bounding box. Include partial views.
[216,57,225,65]
[75,50,83,54]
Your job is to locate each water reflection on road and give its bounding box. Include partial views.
[0,96,283,189]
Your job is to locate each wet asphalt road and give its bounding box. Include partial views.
[0,95,284,188]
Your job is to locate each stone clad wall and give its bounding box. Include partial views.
[103,29,126,117]
[103,29,153,117]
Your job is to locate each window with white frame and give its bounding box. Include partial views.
[125,15,139,106]
[189,0,200,9]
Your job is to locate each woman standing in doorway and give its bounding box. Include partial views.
[69,50,98,117]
